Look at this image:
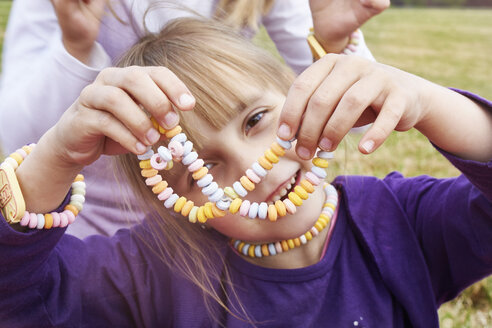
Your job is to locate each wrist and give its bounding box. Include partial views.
[63,38,94,65]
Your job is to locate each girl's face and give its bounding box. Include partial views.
[168,86,326,243]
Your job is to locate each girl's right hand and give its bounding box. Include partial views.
[53,66,196,168]
[51,0,108,64]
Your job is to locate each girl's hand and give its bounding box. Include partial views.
[52,66,195,167]
[277,54,431,159]
[310,0,389,53]
[51,0,108,64]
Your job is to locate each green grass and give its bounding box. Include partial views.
[0,4,491,326]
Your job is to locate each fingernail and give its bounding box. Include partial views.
[146,128,160,144]
[297,146,311,160]
[361,140,375,153]
[179,94,195,107]
[277,123,291,139]
[163,111,179,129]
[136,142,147,153]
[319,137,333,151]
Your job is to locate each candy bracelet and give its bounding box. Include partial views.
[0,144,86,229]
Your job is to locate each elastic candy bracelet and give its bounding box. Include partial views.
[307,28,361,60]
[0,144,86,229]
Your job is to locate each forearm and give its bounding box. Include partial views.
[417,85,492,162]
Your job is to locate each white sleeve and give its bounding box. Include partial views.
[0,0,111,153]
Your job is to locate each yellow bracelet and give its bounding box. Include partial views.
[307,28,361,61]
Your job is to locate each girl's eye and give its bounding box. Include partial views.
[245,111,266,134]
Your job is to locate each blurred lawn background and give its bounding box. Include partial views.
[0,2,490,327]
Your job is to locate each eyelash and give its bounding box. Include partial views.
[245,110,267,134]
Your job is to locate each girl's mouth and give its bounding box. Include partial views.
[266,170,301,205]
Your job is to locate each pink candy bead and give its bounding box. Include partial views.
[239,200,251,217]
[59,212,69,228]
[20,212,30,226]
[188,159,204,172]
[158,187,173,201]
[246,169,261,184]
[168,140,184,160]
[51,212,61,228]
[15,148,28,159]
[150,153,167,170]
[65,210,76,224]
[305,172,321,186]
[275,241,283,254]
[311,227,319,236]
[28,212,38,229]
[283,199,296,214]
[347,44,357,52]
[145,174,162,186]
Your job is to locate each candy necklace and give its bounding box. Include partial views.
[138,119,333,223]
[230,183,338,258]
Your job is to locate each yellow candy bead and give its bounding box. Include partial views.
[294,238,301,247]
[294,185,309,200]
[21,145,32,155]
[65,204,79,216]
[188,206,198,223]
[181,200,194,217]
[139,160,152,169]
[74,174,84,182]
[165,125,182,138]
[264,149,279,164]
[229,198,242,214]
[164,161,174,170]
[9,153,23,165]
[319,217,330,228]
[288,192,303,206]
[197,206,207,223]
[281,240,289,252]
[314,221,324,232]
[150,117,160,130]
[152,181,168,194]
[312,157,329,168]
[204,202,214,219]
[44,214,53,229]
[319,213,330,222]
[304,231,313,241]
[248,245,256,258]
[224,186,239,199]
[267,205,278,221]
[270,142,285,157]
[238,242,245,253]
[173,196,187,213]
[258,156,273,170]
[300,179,314,193]
[275,200,286,217]
[141,168,158,178]
[287,239,295,249]
[211,204,226,218]
[324,203,336,211]
[261,244,269,257]
[192,167,208,180]
[240,176,255,192]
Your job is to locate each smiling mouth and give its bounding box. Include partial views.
[266,170,301,205]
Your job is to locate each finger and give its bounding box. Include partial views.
[295,59,364,159]
[318,76,384,152]
[360,0,390,12]
[277,54,338,142]
[358,94,404,154]
[80,84,160,147]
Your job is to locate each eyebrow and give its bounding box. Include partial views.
[234,94,264,114]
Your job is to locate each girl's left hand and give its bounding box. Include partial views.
[277,54,431,159]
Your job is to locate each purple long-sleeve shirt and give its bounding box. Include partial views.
[0,91,491,327]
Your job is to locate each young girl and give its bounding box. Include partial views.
[0,0,388,238]
[1,18,491,327]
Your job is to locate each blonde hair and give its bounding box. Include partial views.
[216,0,275,30]
[115,18,294,324]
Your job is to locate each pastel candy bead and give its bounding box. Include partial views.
[211,204,226,218]
[44,214,53,229]
[197,174,213,188]
[72,187,86,196]
[168,140,184,159]
[139,160,151,169]
[242,244,250,256]
[137,147,154,160]
[224,186,239,200]
[268,243,277,256]
[174,196,187,213]
[239,200,251,217]
[182,151,198,166]
[294,185,309,200]
[181,200,194,217]
[70,194,85,204]
[59,212,69,228]
[275,200,287,217]
[258,156,273,170]
[254,245,263,258]
[216,199,231,211]
[233,181,248,198]
[267,204,278,221]
[276,137,292,150]
[258,202,268,220]
[312,157,329,168]
[152,181,168,194]
[288,191,303,206]
[188,159,204,172]
[72,181,86,190]
[20,212,30,226]
[283,198,296,214]
[65,210,76,224]
[164,193,179,208]
[28,213,37,229]
[300,235,307,244]
[252,162,267,177]
[165,125,182,138]
[245,169,261,184]
[157,146,172,162]
[305,172,321,186]
[202,182,218,196]
[4,157,18,169]
[70,201,83,212]
[240,176,255,191]
[145,174,162,186]
[233,240,241,248]
[275,241,283,254]
[311,166,327,179]
[229,198,242,214]
[248,202,259,219]
[192,167,208,180]
[270,142,285,156]
[52,212,61,227]
[300,179,314,193]
[317,150,334,159]
[15,148,28,159]
[183,141,193,156]
[36,214,45,229]
[208,188,224,203]
[311,226,319,236]
[170,132,187,144]
[158,187,173,201]
[188,206,199,223]
[150,153,167,170]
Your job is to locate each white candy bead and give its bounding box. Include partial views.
[317,150,334,159]
[254,245,262,258]
[197,174,213,188]
[71,201,84,212]
[70,194,85,204]
[233,181,248,198]
[182,151,198,166]
[157,146,173,162]
[72,181,86,189]
[4,157,18,169]
[137,147,154,160]
[276,137,292,150]
[164,194,179,208]
[36,214,45,229]
[170,133,187,144]
[208,188,224,203]
[258,202,268,220]
[216,199,231,211]
[202,182,218,196]
[300,235,307,244]
[242,244,250,256]
[248,202,259,219]
[183,141,193,156]
[72,187,86,196]
[268,243,276,256]
[311,166,327,179]
[252,162,267,177]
